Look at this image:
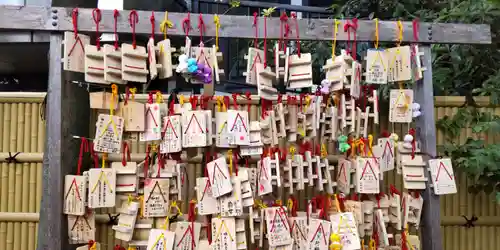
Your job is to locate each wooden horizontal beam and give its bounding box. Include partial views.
[0,6,490,44]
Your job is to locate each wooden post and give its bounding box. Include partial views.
[37,33,90,250]
[414,46,442,250]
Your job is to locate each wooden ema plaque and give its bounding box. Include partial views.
[401,154,427,190]
[365,49,389,84]
[243,47,265,86]
[190,45,223,83]
[147,38,160,80]
[265,207,293,247]
[90,91,119,110]
[248,206,262,244]
[235,218,247,249]
[288,53,313,89]
[76,242,100,250]
[239,169,255,207]
[160,115,182,153]
[389,89,414,123]
[361,201,374,236]
[171,221,202,250]
[239,167,257,197]
[88,168,116,208]
[274,43,290,81]
[411,44,425,81]
[157,39,176,79]
[147,229,176,250]
[103,44,123,84]
[355,157,380,194]
[93,114,124,154]
[355,107,370,138]
[140,103,162,141]
[64,175,87,215]
[374,209,390,247]
[68,212,95,244]
[219,175,243,217]
[429,158,457,195]
[349,61,362,99]
[330,212,361,250]
[84,44,106,84]
[288,216,308,250]
[320,106,334,141]
[316,158,335,194]
[196,177,220,215]
[256,62,278,100]
[374,138,395,172]
[343,200,364,236]
[207,157,233,198]
[285,103,298,142]
[307,218,331,250]
[240,121,263,156]
[113,201,140,241]
[260,111,279,146]
[283,155,307,194]
[257,156,273,196]
[122,43,148,82]
[387,45,412,82]
[211,217,237,250]
[389,193,402,230]
[117,101,145,132]
[144,178,170,217]
[341,94,357,134]
[337,158,352,194]
[273,103,287,139]
[182,110,208,148]
[215,112,234,148]
[63,31,90,73]
[227,109,250,145]
[371,194,391,223]
[322,50,354,91]
[111,162,138,193]
[401,192,423,228]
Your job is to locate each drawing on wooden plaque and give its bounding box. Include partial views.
[88,168,116,208]
[113,201,139,241]
[63,31,91,73]
[219,175,243,217]
[84,44,106,84]
[288,216,308,250]
[93,114,124,153]
[257,156,273,196]
[350,61,362,99]
[227,110,250,145]
[330,212,360,250]
[240,121,263,156]
[373,138,395,172]
[256,63,278,100]
[117,101,145,132]
[147,229,176,250]
[157,39,176,79]
[140,103,162,141]
[160,115,182,153]
[103,44,123,84]
[265,207,293,246]
[401,154,427,190]
[207,157,233,198]
[365,49,388,84]
[401,192,423,228]
[144,178,170,217]
[389,193,402,230]
[307,219,331,250]
[68,212,95,244]
[212,217,237,250]
[288,53,313,89]
[374,209,389,247]
[122,43,148,82]
[355,157,380,194]
[111,161,138,193]
[215,112,234,148]
[429,158,457,195]
[190,46,218,84]
[182,111,208,148]
[235,218,247,250]
[411,44,425,81]
[389,89,414,123]
[243,48,265,86]
[196,177,220,215]
[387,45,412,82]
[147,38,161,80]
[337,158,352,194]
[171,221,202,250]
[64,175,87,215]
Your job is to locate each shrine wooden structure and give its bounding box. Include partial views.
[0,3,490,250]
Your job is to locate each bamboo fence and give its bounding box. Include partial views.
[0,93,499,250]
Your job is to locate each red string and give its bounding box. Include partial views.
[113,245,124,250]
[89,142,99,168]
[122,142,130,166]
[413,191,420,198]
[375,192,385,208]
[263,16,268,68]
[231,93,238,109]
[412,19,420,42]
[144,145,151,178]
[72,8,79,38]
[129,10,138,49]
[389,184,401,196]
[169,97,175,116]
[113,10,120,50]
[291,13,301,57]
[183,12,191,36]
[253,12,258,48]
[92,8,101,50]
[344,18,358,60]
[189,95,198,110]
[157,153,164,177]
[277,94,283,104]
[409,128,416,159]
[124,87,130,105]
[77,138,89,175]
[279,13,289,51]
[150,11,155,39]
[198,13,206,44]
[147,92,154,104]
[233,150,239,176]
[290,196,298,217]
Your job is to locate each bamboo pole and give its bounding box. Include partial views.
[6,103,17,250]
[0,103,8,250]
[12,103,23,250]
[0,153,43,163]
[28,103,37,250]
[20,103,30,250]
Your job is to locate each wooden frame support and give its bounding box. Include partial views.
[414,46,442,250]
[0,6,490,44]
[38,33,90,250]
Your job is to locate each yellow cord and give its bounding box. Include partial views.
[160,11,173,40]
[214,15,221,51]
[374,18,379,49]
[156,91,163,104]
[227,149,233,175]
[289,146,296,158]
[368,134,374,157]
[332,19,341,60]
[110,84,118,116]
[397,20,403,46]
[129,87,137,101]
